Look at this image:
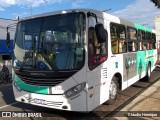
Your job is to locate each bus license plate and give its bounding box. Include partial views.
[34,98,47,105]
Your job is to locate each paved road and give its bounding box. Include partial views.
[0,67,160,120]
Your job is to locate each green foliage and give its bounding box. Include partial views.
[150,0,160,8]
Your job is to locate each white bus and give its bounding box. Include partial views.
[9,9,157,112]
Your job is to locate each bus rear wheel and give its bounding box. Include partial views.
[106,76,118,105]
[145,63,151,81]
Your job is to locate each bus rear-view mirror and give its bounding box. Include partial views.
[6,32,10,48]
[95,23,107,43]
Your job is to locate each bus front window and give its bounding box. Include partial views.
[14,13,85,71]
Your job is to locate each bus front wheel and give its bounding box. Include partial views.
[106,76,118,105]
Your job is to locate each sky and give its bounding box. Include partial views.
[0,0,159,28]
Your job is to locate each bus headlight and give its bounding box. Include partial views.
[64,82,86,98]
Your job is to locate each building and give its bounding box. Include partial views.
[155,16,160,48]
[0,18,17,71]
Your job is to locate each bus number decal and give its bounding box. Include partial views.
[115,62,118,68]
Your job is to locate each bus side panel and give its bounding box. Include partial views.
[86,54,124,111]
[123,53,138,87]
[124,49,156,88]
[146,50,156,69]
[137,51,146,79]
[86,63,109,111]
[137,50,156,78]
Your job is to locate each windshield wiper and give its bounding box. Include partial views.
[19,47,33,72]
[39,48,58,71]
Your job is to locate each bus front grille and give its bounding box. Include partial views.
[18,75,65,86]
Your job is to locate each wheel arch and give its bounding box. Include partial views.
[112,72,122,90]
[147,61,151,67]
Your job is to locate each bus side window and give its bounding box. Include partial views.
[88,27,107,70]
[138,30,143,51]
[139,42,142,51]
[127,27,137,52]
[119,40,126,53]
[146,32,152,50]
[88,27,95,56]
[110,24,118,53]
[142,31,145,40]
[110,23,126,54]
[147,42,150,50]
[143,42,147,50]
[152,33,156,49]
[138,30,142,40]
[149,43,153,49]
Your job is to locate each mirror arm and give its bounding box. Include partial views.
[87,12,98,23]
[6,26,9,33]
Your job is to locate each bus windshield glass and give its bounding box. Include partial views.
[13,13,85,71]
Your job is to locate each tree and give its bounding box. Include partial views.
[150,0,160,8]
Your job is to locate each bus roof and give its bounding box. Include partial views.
[22,9,155,33]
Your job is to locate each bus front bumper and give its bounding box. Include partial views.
[13,84,88,112]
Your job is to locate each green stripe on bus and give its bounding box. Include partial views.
[137,51,146,74]
[136,50,154,74]
[13,74,49,94]
[146,50,154,67]
[134,23,152,32]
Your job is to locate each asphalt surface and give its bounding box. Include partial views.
[0,67,160,120]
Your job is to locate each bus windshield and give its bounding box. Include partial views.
[14,13,85,71]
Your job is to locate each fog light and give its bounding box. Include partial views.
[21,98,25,102]
[62,106,68,109]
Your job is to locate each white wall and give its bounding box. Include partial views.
[155,16,160,48]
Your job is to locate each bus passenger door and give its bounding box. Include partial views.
[87,16,108,110]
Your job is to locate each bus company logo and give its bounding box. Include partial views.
[2,112,11,117]
[30,73,46,77]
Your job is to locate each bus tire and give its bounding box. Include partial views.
[145,63,151,81]
[106,76,118,105]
